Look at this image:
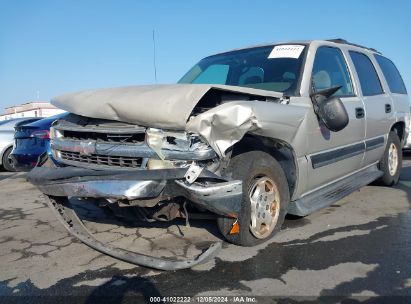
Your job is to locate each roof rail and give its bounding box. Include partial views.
[327,38,380,54]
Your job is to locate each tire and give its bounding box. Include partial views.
[217,151,290,246]
[2,147,16,172]
[377,131,402,186]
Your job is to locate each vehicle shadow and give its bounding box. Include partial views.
[84,275,162,304]
[20,158,410,301]
[392,154,411,200]
[402,150,411,158]
[0,170,22,181]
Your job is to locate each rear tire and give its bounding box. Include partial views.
[2,147,16,172]
[377,131,402,186]
[217,151,289,246]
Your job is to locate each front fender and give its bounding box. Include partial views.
[185,100,309,158]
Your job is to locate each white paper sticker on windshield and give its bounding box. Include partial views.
[268,45,305,59]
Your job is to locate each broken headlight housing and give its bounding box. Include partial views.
[145,128,217,170]
[146,128,209,156]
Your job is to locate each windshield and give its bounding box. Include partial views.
[179,44,306,95]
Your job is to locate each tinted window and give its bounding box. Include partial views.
[179,45,306,95]
[311,47,354,96]
[349,51,383,96]
[192,64,229,85]
[375,55,407,94]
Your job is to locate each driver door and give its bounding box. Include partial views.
[305,46,366,192]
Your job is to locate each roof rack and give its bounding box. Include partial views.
[327,38,380,54]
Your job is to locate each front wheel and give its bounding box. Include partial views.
[217,151,289,246]
[377,131,402,186]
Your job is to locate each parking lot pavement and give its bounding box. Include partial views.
[1,158,411,303]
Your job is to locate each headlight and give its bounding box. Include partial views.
[49,127,63,139]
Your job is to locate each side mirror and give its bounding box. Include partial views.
[311,86,349,132]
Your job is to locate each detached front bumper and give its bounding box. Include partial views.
[27,166,243,218]
[28,166,242,270]
[45,195,222,270]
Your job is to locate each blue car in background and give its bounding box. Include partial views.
[0,118,41,171]
[10,113,67,171]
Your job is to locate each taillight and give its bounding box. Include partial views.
[30,130,50,139]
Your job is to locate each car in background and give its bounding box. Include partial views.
[0,118,41,171]
[403,106,411,150]
[10,113,67,171]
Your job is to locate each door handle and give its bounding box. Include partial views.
[385,104,392,113]
[355,107,365,119]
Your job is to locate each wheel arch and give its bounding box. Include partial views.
[0,144,13,165]
[229,134,298,198]
[391,121,405,143]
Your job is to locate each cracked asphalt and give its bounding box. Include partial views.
[1,157,411,303]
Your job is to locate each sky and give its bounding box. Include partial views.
[0,0,410,109]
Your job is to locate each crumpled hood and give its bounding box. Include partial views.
[51,84,282,129]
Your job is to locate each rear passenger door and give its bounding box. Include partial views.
[348,51,394,165]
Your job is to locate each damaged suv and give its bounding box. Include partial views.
[28,39,410,270]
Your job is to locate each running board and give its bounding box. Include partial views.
[46,196,221,270]
[288,166,383,216]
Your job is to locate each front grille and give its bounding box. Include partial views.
[59,150,143,168]
[62,130,145,143]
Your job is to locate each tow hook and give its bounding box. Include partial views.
[184,162,204,184]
